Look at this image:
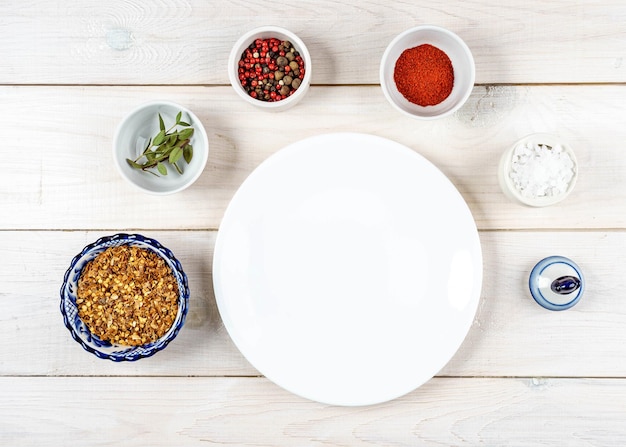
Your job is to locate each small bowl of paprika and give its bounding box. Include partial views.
[380,25,475,120]
[228,26,312,112]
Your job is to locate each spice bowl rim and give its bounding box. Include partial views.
[60,233,190,361]
[112,100,209,195]
[228,25,312,112]
[498,132,578,207]
[379,24,475,120]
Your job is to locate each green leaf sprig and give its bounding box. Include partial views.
[126,111,194,176]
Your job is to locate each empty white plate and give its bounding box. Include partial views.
[213,133,482,406]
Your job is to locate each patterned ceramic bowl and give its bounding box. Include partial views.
[60,233,189,361]
[529,256,584,311]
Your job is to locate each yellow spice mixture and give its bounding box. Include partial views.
[76,245,179,346]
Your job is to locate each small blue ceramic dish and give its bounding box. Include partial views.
[60,233,189,361]
[529,256,584,311]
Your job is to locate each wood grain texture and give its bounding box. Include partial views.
[2,376,626,446]
[1,84,625,231]
[2,1,625,443]
[1,230,624,378]
[0,1,624,85]
[0,231,252,377]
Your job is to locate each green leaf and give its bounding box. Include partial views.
[179,128,194,140]
[126,158,144,169]
[162,140,174,152]
[153,130,166,146]
[169,146,183,164]
[183,145,193,164]
[157,162,168,176]
[132,111,196,178]
[155,143,170,155]
[144,137,152,152]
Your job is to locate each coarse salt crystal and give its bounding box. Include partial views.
[509,142,575,199]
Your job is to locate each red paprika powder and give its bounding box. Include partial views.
[393,44,454,106]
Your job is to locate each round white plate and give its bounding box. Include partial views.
[213,133,482,406]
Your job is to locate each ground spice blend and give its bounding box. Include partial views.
[393,44,454,106]
[76,245,179,346]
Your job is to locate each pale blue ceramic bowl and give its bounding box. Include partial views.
[529,256,584,311]
[60,233,189,361]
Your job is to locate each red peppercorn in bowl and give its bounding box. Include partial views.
[229,26,312,112]
[380,25,475,120]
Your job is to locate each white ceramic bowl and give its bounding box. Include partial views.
[380,25,475,120]
[113,101,209,195]
[498,133,578,207]
[228,26,312,112]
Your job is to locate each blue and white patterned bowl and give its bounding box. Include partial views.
[60,233,189,361]
[529,256,584,311]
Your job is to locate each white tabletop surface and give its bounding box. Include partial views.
[2,1,626,445]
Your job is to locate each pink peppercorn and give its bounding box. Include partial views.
[237,37,305,102]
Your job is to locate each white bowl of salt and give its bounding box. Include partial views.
[498,133,578,207]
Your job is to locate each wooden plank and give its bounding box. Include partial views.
[1,230,624,378]
[2,376,626,446]
[0,85,624,230]
[0,1,624,85]
[0,230,253,377]
[441,230,626,377]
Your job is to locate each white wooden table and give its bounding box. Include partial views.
[2,1,626,445]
